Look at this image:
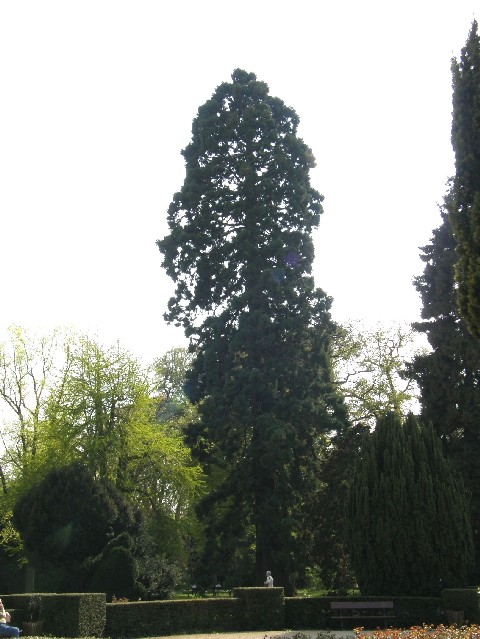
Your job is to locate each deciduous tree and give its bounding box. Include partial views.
[0,331,205,587]
[331,321,419,425]
[0,326,70,504]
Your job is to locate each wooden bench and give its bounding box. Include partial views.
[330,600,395,628]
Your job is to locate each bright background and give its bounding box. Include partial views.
[0,1,477,362]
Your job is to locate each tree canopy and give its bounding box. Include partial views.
[158,69,347,593]
[331,321,419,425]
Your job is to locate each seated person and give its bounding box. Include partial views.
[0,599,21,637]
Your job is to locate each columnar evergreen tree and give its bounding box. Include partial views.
[446,21,480,337]
[347,413,473,596]
[158,69,347,593]
[307,423,364,592]
[407,21,480,579]
[408,214,480,580]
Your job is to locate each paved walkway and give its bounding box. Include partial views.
[151,631,356,639]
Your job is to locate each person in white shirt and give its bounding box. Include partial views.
[0,599,21,637]
[264,570,274,587]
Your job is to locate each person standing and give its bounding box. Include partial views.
[264,571,274,587]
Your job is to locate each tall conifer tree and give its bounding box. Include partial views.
[408,22,480,578]
[158,70,346,593]
[447,20,480,337]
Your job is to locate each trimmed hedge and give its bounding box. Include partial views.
[442,589,480,624]
[44,593,106,638]
[3,589,479,636]
[233,587,285,630]
[1,593,106,637]
[106,598,244,637]
[393,597,443,627]
[285,596,329,629]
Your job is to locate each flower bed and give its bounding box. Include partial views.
[274,627,480,639]
[356,625,480,639]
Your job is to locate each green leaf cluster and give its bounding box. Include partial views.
[0,330,205,595]
[331,321,419,425]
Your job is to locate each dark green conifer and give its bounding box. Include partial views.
[407,20,480,580]
[158,69,347,593]
[446,21,480,337]
[347,414,473,595]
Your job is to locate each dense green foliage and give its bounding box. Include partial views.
[406,22,480,582]
[407,213,480,578]
[307,423,364,592]
[309,321,420,593]
[13,463,145,595]
[158,69,347,593]
[446,21,480,338]
[0,330,204,597]
[347,413,473,595]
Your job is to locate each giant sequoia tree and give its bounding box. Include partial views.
[158,69,346,593]
[447,21,480,337]
[347,414,473,596]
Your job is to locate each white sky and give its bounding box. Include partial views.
[0,1,477,363]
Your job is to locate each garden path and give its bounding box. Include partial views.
[150,631,356,639]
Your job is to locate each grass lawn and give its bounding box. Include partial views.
[171,587,360,599]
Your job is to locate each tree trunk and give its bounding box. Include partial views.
[24,564,35,592]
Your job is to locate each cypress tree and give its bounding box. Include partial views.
[158,69,347,593]
[446,21,480,337]
[347,414,473,595]
[407,21,480,578]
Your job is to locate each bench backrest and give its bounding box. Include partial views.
[331,601,393,609]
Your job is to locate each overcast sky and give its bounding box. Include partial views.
[0,1,477,362]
